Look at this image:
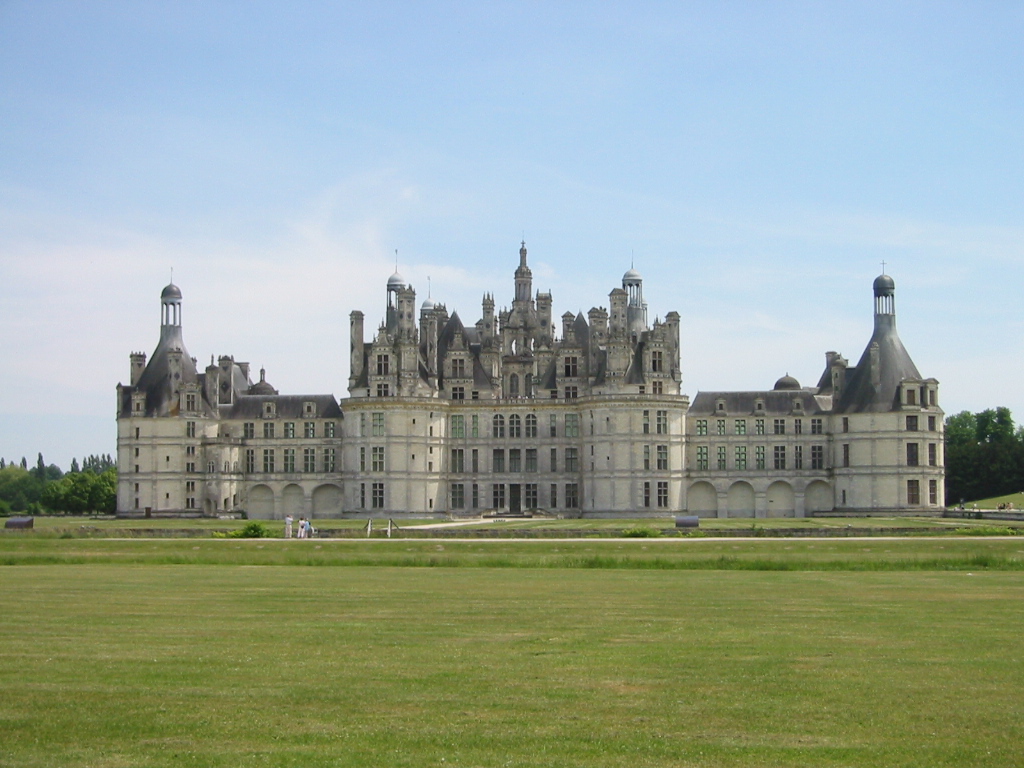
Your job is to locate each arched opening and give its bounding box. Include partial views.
[766,481,795,517]
[509,373,519,397]
[282,484,304,520]
[247,485,274,520]
[805,480,834,514]
[312,484,342,518]
[726,481,755,518]
[687,481,718,516]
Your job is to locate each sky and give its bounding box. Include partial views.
[2,1,1023,470]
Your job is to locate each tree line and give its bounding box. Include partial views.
[0,454,116,515]
[944,408,1024,504]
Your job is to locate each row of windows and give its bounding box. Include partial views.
[357,482,583,510]
[242,421,336,439]
[695,445,826,471]
[907,479,939,505]
[905,415,939,432]
[696,417,824,437]
[244,448,336,474]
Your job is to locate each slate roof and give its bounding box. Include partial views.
[690,389,826,416]
[837,314,921,413]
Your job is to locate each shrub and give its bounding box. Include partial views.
[229,522,271,539]
[621,526,660,538]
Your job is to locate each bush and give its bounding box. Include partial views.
[621,526,661,538]
[229,522,271,539]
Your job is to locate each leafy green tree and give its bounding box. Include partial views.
[945,408,1024,504]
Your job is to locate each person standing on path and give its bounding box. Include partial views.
[284,514,293,539]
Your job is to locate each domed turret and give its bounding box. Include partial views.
[773,373,801,391]
[421,298,436,312]
[161,283,183,301]
[873,274,895,297]
[249,367,278,396]
[387,271,406,291]
[622,267,642,284]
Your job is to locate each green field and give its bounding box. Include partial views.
[2,539,1023,767]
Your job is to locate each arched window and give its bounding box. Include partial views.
[525,414,537,438]
[492,414,505,438]
[509,373,519,397]
[509,414,522,438]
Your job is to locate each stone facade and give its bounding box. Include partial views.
[116,245,943,518]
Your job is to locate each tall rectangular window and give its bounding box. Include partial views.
[549,484,557,508]
[243,422,255,439]
[304,448,316,473]
[283,448,295,473]
[651,350,663,372]
[372,412,385,436]
[549,414,557,437]
[906,415,919,431]
[696,419,707,436]
[525,414,538,437]
[907,479,920,506]
[928,416,937,431]
[732,419,745,435]
[492,415,505,438]
[450,415,465,438]
[565,414,580,437]
[525,449,537,473]
[811,445,824,470]
[928,443,937,466]
[774,419,785,435]
[755,419,765,435]
[550,448,557,472]
[472,448,479,473]
[372,482,384,509]
[643,411,651,434]
[359,446,366,472]
[656,411,668,435]
[245,449,255,473]
[696,446,708,471]
[842,417,849,433]
[842,444,850,468]
[372,447,385,472]
[564,356,578,377]
[304,422,315,438]
[451,448,465,473]
[492,449,505,473]
[376,354,389,375]
[284,422,295,438]
[451,358,466,378]
[794,445,803,470]
[322,448,336,472]
[264,422,275,439]
[716,446,726,470]
[906,443,919,467]
[755,446,766,470]
[472,415,480,438]
[324,421,335,438]
[564,386,578,400]
[565,483,579,508]
[773,445,786,470]
[811,418,823,435]
[735,446,747,470]
[451,483,464,509]
[643,481,651,508]
[657,481,668,508]
[509,449,522,473]
[929,479,938,505]
[716,419,726,436]
[492,484,506,509]
[263,449,275,473]
[794,418,802,435]
[524,484,538,509]
[472,483,479,509]
[565,448,579,472]
[186,421,196,438]
[657,445,669,470]
[643,445,651,471]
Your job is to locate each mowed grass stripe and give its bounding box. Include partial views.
[1,566,1022,767]
[3,537,1024,570]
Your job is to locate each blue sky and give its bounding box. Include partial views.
[2,2,1023,469]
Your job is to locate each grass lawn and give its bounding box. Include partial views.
[1,540,1024,766]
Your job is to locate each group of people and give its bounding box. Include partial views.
[283,514,314,539]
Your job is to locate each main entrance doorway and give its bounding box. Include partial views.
[509,484,521,513]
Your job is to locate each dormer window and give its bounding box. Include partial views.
[304,402,316,417]
[263,402,276,418]
[755,400,764,412]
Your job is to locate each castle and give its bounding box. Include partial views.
[116,244,944,518]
